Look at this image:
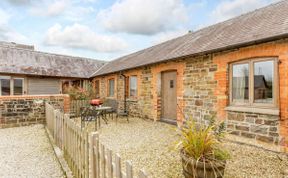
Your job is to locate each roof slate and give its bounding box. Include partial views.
[0,45,106,78]
[94,0,288,76]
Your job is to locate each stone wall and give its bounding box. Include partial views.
[92,40,288,148]
[183,55,218,123]
[227,111,280,144]
[0,95,70,128]
[139,66,153,119]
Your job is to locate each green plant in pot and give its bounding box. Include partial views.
[176,117,230,178]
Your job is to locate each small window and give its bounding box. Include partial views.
[230,58,277,107]
[0,76,11,96]
[108,79,115,97]
[13,78,24,95]
[129,76,137,97]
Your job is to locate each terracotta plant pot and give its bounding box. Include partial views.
[180,150,226,178]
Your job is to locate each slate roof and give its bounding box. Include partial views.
[0,43,106,78]
[94,0,288,76]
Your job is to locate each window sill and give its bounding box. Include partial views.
[225,106,279,116]
[106,96,116,100]
[127,98,138,102]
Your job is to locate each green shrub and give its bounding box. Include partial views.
[176,117,230,162]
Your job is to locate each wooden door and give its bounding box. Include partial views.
[161,71,177,120]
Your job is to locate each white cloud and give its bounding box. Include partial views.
[211,0,281,23]
[29,0,70,17]
[0,8,27,42]
[98,0,188,35]
[0,9,10,25]
[152,30,187,45]
[44,23,128,53]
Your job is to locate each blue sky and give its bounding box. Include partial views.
[0,0,280,61]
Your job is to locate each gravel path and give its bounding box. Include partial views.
[0,125,64,178]
[80,117,288,178]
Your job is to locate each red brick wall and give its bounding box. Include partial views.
[213,40,288,147]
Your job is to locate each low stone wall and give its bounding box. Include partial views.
[226,111,280,144]
[127,100,141,118]
[0,95,70,128]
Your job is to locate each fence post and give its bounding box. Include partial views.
[100,144,106,178]
[107,148,113,178]
[53,109,57,140]
[115,154,122,178]
[126,161,133,178]
[94,133,100,178]
[90,132,97,178]
[85,131,89,178]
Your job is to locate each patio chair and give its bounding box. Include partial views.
[102,99,117,119]
[102,99,129,122]
[80,106,103,130]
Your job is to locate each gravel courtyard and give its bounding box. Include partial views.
[80,117,288,178]
[0,125,64,178]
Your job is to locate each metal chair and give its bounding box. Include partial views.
[102,99,129,122]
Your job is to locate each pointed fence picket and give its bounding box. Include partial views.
[45,102,148,178]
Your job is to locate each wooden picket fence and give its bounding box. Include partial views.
[45,102,148,178]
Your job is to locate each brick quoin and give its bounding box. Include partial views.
[213,40,288,147]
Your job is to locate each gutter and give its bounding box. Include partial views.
[120,73,128,114]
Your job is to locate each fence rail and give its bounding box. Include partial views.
[45,102,148,178]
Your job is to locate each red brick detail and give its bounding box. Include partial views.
[213,41,288,147]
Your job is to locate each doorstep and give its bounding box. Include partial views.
[160,118,177,126]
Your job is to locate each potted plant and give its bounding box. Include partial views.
[176,117,230,178]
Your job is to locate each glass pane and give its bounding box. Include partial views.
[232,63,249,103]
[14,79,23,95]
[1,77,11,96]
[129,76,137,97]
[254,60,274,103]
[109,79,114,97]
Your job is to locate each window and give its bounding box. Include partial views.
[0,76,24,96]
[230,58,277,107]
[13,78,24,95]
[108,79,115,97]
[0,76,11,96]
[129,76,137,97]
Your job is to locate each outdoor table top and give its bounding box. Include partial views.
[94,106,112,111]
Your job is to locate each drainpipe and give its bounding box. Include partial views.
[120,73,127,113]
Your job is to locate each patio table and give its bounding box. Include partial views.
[80,106,112,130]
[94,106,112,128]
